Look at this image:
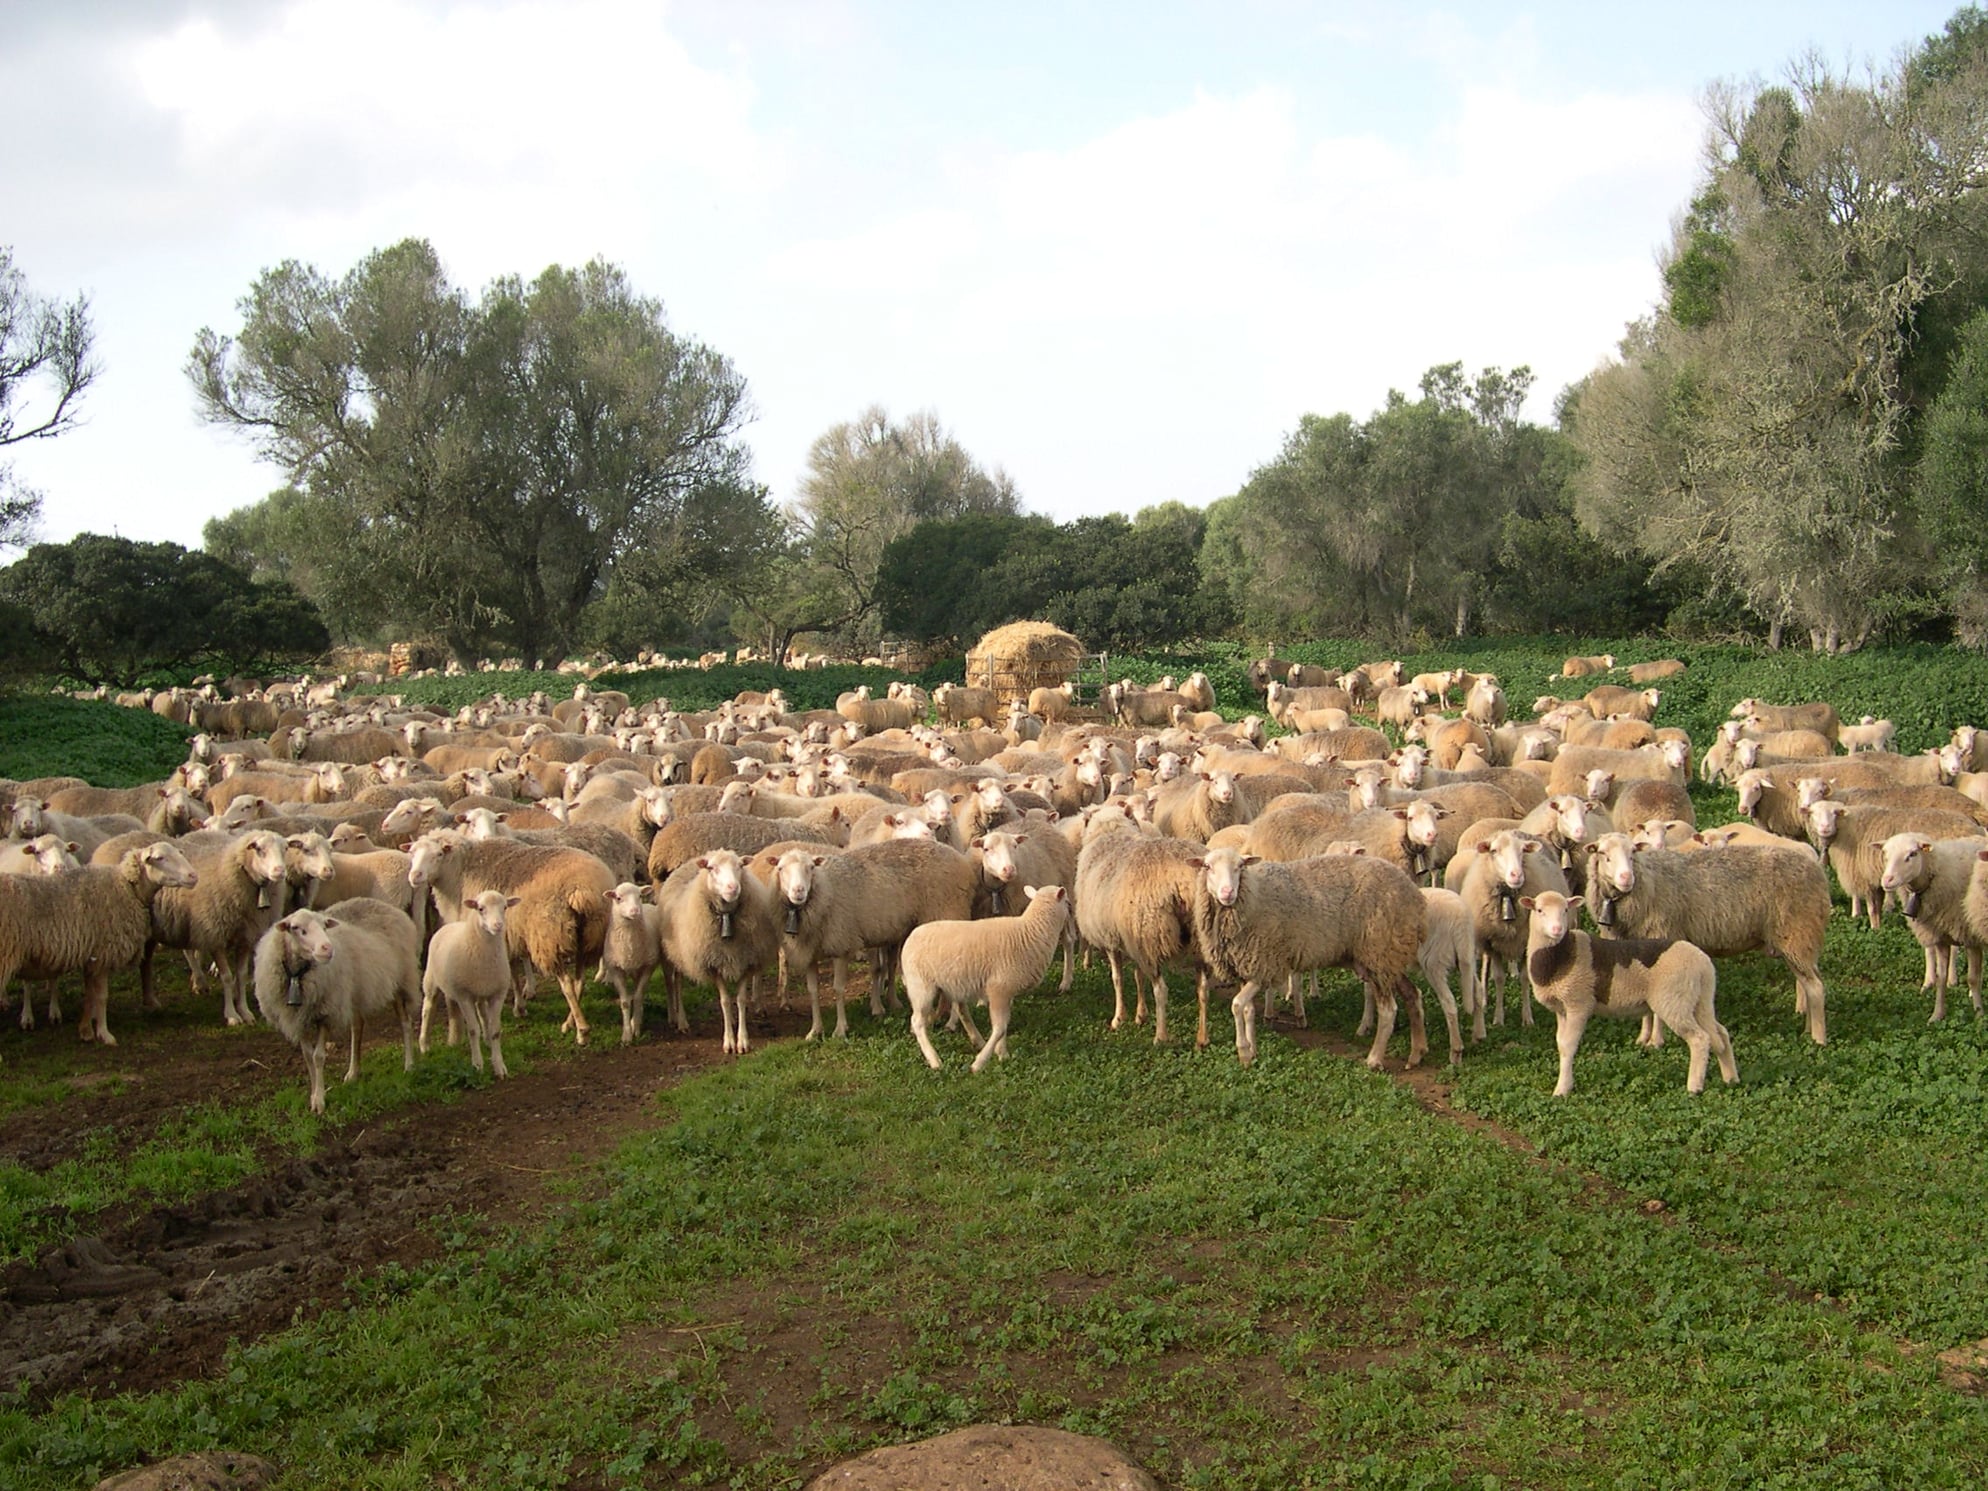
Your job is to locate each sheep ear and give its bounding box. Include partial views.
[812,855,826,867]
[1522,838,1541,853]
[1568,896,1585,911]
[1519,896,1535,911]
[1473,840,1491,853]
[1583,842,1600,856]
[1241,854,1261,867]
[507,896,521,909]
[1186,856,1205,869]
[970,836,985,849]
[322,916,341,929]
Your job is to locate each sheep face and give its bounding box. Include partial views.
[607,883,648,922]
[457,808,504,841]
[1485,831,1542,891]
[1584,770,1615,801]
[1546,795,1589,843]
[1879,835,1933,905]
[406,833,457,889]
[1803,799,1844,854]
[8,796,45,837]
[1588,833,1639,898]
[1192,847,1257,908]
[139,842,199,890]
[1734,771,1770,819]
[1203,771,1237,807]
[274,910,337,972]
[284,835,335,890]
[696,850,747,919]
[1794,777,1833,810]
[1519,889,1581,942]
[240,832,289,908]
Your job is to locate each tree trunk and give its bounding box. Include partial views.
[1768,616,1784,650]
[1453,594,1470,638]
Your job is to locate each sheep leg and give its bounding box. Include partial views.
[78,967,115,1046]
[954,1000,985,1050]
[1461,948,1484,1042]
[1356,984,1375,1038]
[1419,959,1464,1066]
[1485,953,1505,1028]
[850,954,880,1021]
[1551,1005,1591,1096]
[1398,975,1428,1069]
[555,969,589,1046]
[1058,925,1075,994]
[1670,1013,1714,1095]
[1132,966,1148,1027]
[345,1015,365,1083]
[1231,979,1262,1067]
[804,963,828,1041]
[1106,950,1130,1029]
[1968,947,1984,1016]
[1920,940,1942,993]
[971,991,1011,1073]
[1794,961,1828,1044]
[664,965,688,1034]
[721,978,749,1054]
[1712,1020,1739,1086]
[1363,980,1397,1071]
[1930,940,1952,1023]
[1195,969,1211,1050]
[908,973,945,1070]
[396,991,416,1072]
[40,981,61,1028]
[305,1030,330,1115]
[619,967,649,1044]
[139,942,163,1011]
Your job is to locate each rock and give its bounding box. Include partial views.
[94,1450,279,1491]
[805,1424,1161,1490]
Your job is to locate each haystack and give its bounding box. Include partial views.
[966,621,1086,708]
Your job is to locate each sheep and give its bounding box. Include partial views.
[645,811,830,881]
[1115,687,1195,729]
[1734,728,1835,764]
[1693,821,1812,853]
[934,683,1000,728]
[1795,776,1988,830]
[1151,770,1252,843]
[1452,828,1571,1029]
[904,885,1072,1071]
[1521,891,1736,1097]
[1627,659,1685,684]
[405,829,614,1044]
[1189,846,1427,1069]
[1800,799,1983,929]
[1377,684,1430,731]
[1415,887,1482,1045]
[1264,682,1354,724]
[601,882,666,1043]
[1464,676,1508,728]
[419,889,521,1075]
[765,839,980,1040]
[253,903,419,1114]
[1730,699,1841,744]
[1838,716,1897,754]
[311,846,417,913]
[1177,672,1216,713]
[1610,778,1696,831]
[1028,682,1077,721]
[1546,742,1688,798]
[972,827,1080,988]
[1582,832,1832,1043]
[837,690,917,733]
[1877,836,1988,1021]
[1582,685,1659,721]
[6,796,140,862]
[1560,653,1616,679]
[656,848,780,1053]
[145,828,292,1026]
[0,841,199,1044]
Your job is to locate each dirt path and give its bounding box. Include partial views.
[0,1006,815,1404]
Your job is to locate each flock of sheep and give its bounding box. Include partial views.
[3,649,1981,1110]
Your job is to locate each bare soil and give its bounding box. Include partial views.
[0,997,814,1405]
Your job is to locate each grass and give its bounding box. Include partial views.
[0,695,191,789]
[6,638,1988,1486]
[5,916,1988,1489]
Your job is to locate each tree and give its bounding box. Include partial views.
[0,248,98,548]
[784,406,1021,648]
[0,533,328,685]
[189,241,753,661]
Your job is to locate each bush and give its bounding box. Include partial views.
[0,694,192,788]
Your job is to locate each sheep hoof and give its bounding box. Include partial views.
[1365,1055,1385,1071]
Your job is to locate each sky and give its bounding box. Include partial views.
[0,0,1968,548]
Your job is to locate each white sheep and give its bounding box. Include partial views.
[147,828,292,1026]
[657,848,780,1054]
[1583,832,1832,1043]
[0,841,199,1044]
[1521,890,1737,1096]
[252,901,421,1114]
[1878,834,1988,1020]
[601,881,667,1042]
[904,884,1071,1071]
[421,890,521,1075]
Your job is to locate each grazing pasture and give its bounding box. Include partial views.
[2,642,1987,1489]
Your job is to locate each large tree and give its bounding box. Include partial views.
[190,240,754,661]
[781,406,1021,649]
[1573,19,1988,650]
[0,533,327,685]
[0,248,98,548]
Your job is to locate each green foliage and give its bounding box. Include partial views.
[0,533,326,686]
[0,695,191,788]
[0,247,96,547]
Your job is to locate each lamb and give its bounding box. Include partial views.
[1877,835,1988,1021]
[253,903,419,1114]
[766,839,980,1040]
[1800,799,1983,928]
[600,881,667,1043]
[1582,832,1832,1043]
[656,848,780,1053]
[1521,891,1736,1097]
[0,841,199,1044]
[405,829,614,1044]
[904,884,1071,1071]
[1838,716,1897,754]
[420,890,521,1076]
[1560,653,1616,678]
[1730,699,1840,744]
[1189,846,1427,1069]
[146,828,292,1025]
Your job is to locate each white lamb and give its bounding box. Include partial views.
[903,885,1071,1072]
